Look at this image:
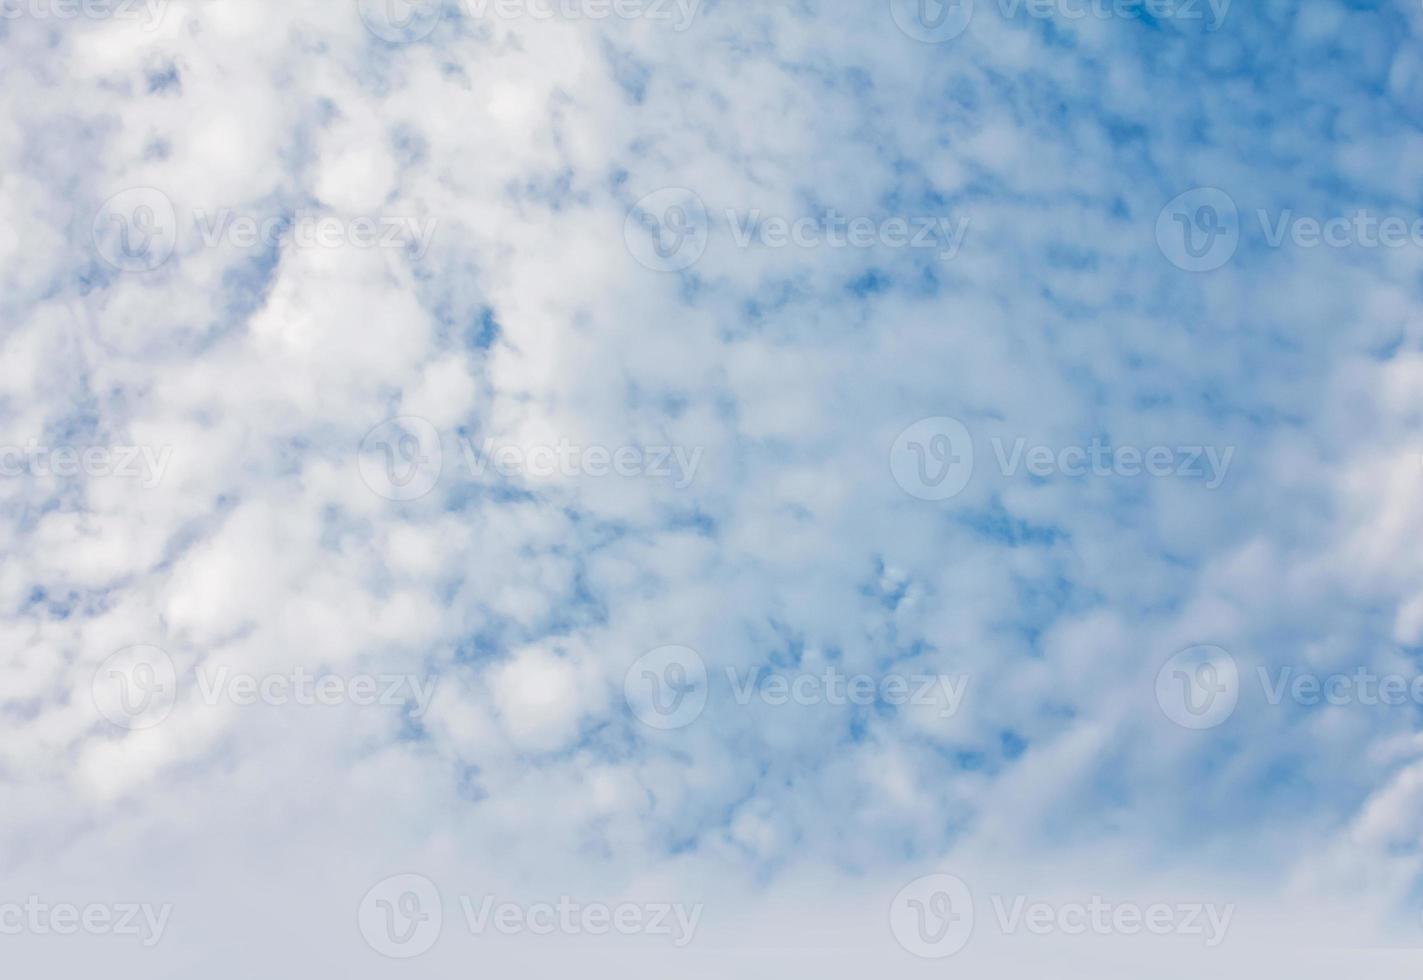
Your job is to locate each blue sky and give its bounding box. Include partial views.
[4,0,1423,975]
